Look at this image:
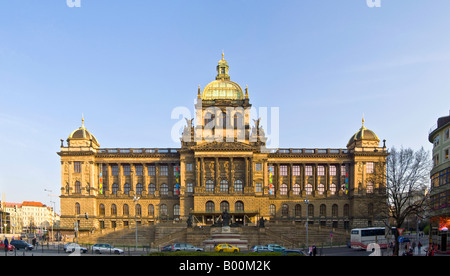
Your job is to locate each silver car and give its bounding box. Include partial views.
[171,243,204,252]
[65,243,88,253]
[92,243,124,254]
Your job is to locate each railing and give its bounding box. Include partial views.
[269,148,349,154]
[98,148,179,154]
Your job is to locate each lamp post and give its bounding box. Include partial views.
[133,196,140,250]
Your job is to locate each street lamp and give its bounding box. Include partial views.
[133,196,140,250]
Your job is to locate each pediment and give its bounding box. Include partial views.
[191,141,256,151]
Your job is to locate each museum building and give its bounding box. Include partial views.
[58,55,388,236]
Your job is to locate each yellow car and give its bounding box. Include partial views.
[215,243,240,253]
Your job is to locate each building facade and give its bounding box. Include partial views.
[428,112,450,251]
[0,201,60,235]
[58,55,388,236]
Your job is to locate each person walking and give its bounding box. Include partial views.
[3,237,9,252]
[418,242,422,255]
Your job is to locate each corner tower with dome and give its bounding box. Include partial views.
[57,55,389,243]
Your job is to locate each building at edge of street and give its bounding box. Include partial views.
[57,55,389,240]
[428,112,450,252]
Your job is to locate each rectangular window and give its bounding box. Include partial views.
[135,165,143,176]
[434,135,440,147]
[293,165,300,176]
[123,164,131,176]
[186,183,193,193]
[160,165,168,176]
[341,165,346,176]
[317,166,325,176]
[305,166,313,176]
[255,183,262,193]
[111,165,118,176]
[280,165,288,176]
[329,166,336,176]
[366,162,374,174]
[186,163,193,172]
[74,162,81,173]
[255,163,262,172]
[148,165,155,176]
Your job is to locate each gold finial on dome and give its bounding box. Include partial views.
[362,114,365,127]
[222,51,225,60]
[81,113,85,127]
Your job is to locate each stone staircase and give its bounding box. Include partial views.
[77,222,350,249]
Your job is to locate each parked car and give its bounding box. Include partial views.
[266,244,286,252]
[0,241,15,251]
[92,243,124,254]
[10,240,33,250]
[161,244,173,252]
[215,243,239,253]
[250,245,270,253]
[171,243,204,252]
[64,243,88,253]
[282,249,307,256]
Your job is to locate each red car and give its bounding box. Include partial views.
[0,241,15,251]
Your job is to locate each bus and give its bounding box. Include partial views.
[350,227,391,249]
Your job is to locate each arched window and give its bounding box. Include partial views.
[306,183,313,195]
[332,204,338,217]
[234,180,243,192]
[233,113,243,129]
[220,201,229,212]
[160,183,168,196]
[99,204,105,216]
[174,204,180,216]
[269,204,276,217]
[136,204,141,217]
[136,183,143,195]
[282,204,289,217]
[367,181,374,194]
[111,204,117,216]
[148,183,156,195]
[160,204,168,217]
[220,112,227,128]
[330,183,337,195]
[124,183,131,195]
[320,204,326,217]
[75,203,81,215]
[235,201,244,212]
[318,183,325,195]
[293,184,301,195]
[280,184,288,195]
[206,180,214,192]
[206,201,215,212]
[148,204,154,217]
[295,204,302,217]
[344,204,350,217]
[112,183,118,195]
[368,203,374,217]
[123,204,129,216]
[75,181,81,194]
[308,204,314,217]
[220,180,229,192]
[204,112,215,127]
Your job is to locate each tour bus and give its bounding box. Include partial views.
[350,227,391,249]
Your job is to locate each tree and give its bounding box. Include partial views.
[385,147,431,256]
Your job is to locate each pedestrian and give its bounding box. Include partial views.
[312,245,317,256]
[418,242,422,255]
[4,237,9,253]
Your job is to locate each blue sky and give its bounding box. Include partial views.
[0,0,449,212]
